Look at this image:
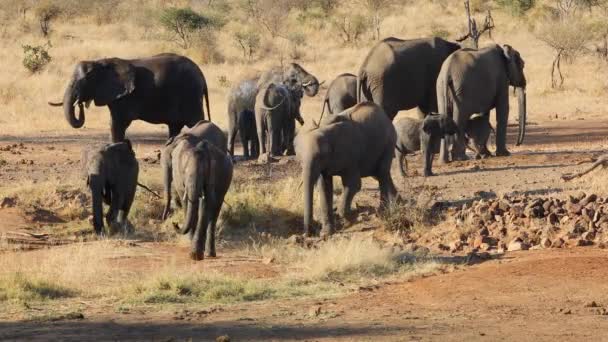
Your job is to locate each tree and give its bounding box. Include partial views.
[35,1,61,37]
[240,0,291,38]
[159,7,213,49]
[233,28,261,61]
[331,13,369,44]
[456,0,495,49]
[360,0,392,40]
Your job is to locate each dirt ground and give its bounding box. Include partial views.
[2,119,608,341]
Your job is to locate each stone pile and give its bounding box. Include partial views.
[446,192,608,253]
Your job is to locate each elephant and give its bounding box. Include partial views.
[357,37,461,120]
[238,109,259,159]
[294,102,398,237]
[465,113,494,160]
[49,53,211,142]
[394,114,458,178]
[178,120,227,153]
[320,73,357,120]
[82,140,138,235]
[255,82,304,158]
[436,44,527,162]
[161,129,233,260]
[226,63,320,157]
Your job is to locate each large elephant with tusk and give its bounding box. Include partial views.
[48,53,211,142]
[436,44,527,162]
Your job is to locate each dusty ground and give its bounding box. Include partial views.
[2,119,608,341]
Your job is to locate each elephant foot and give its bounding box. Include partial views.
[452,153,469,161]
[206,251,216,258]
[423,171,435,177]
[284,148,295,156]
[495,149,511,157]
[190,251,204,261]
[303,227,315,237]
[320,225,334,238]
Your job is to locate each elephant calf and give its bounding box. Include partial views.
[295,102,398,237]
[82,140,138,235]
[465,114,494,160]
[394,114,458,177]
[320,73,357,119]
[161,133,233,261]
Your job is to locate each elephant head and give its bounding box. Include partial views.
[502,45,527,146]
[284,63,321,97]
[423,113,458,137]
[48,58,135,129]
[259,83,287,111]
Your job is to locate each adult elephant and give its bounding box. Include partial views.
[320,73,357,120]
[357,37,461,120]
[436,44,527,162]
[226,63,320,157]
[49,53,211,142]
[295,102,398,237]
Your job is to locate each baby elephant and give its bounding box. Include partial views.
[162,135,233,261]
[465,113,494,159]
[82,140,138,235]
[394,114,458,177]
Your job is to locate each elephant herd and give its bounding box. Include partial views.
[47,36,528,260]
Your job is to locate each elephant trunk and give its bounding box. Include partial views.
[180,177,202,235]
[63,79,85,128]
[89,174,104,235]
[516,87,526,146]
[302,76,320,97]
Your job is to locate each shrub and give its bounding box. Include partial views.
[22,43,52,73]
[34,1,61,37]
[159,7,215,49]
[331,13,370,44]
[496,0,535,16]
[287,30,307,60]
[233,28,261,61]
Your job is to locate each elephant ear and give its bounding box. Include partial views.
[263,83,277,108]
[94,58,136,106]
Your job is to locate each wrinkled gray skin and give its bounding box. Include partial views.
[295,102,398,237]
[82,140,138,235]
[226,63,320,157]
[49,53,211,142]
[394,114,458,178]
[255,83,304,157]
[357,37,461,120]
[320,73,357,120]
[161,124,233,261]
[437,44,527,163]
[237,110,259,159]
[465,114,494,159]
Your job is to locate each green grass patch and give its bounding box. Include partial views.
[0,273,77,302]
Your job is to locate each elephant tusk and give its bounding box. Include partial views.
[302,80,314,87]
[48,101,63,106]
[319,80,326,86]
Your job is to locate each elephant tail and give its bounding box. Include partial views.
[203,85,211,122]
[319,98,329,124]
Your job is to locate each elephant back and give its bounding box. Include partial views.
[179,120,227,153]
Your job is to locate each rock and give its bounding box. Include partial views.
[508,238,529,251]
[547,213,559,225]
[216,335,231,342]
[0,196,16,208]
[566,202,583,215]
[263,257,275,264]
[551,238,565,248]
[449,240,463,253]
[581,193,598,206]
[584,301,599,308]
[309,306,322,317]
[478,227,489,236]
[543,200,552,213]
[287,235,303,245]
[540,237,552,248]
[479,243,491,251]
[582,231,596,241]
[576,191,587,201]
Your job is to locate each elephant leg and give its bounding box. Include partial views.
[256,115,266,156]
[252,134,260,159]
[439,137,450,164]
[451,109,469,161]
[495,96,511,156]
[339,172,361,221]
[117,185,136,234]
[318,174,334,237]
[205,201,222,257]
[269,119,281,157]
[377,149,398,207]
[284,119,296,156]
[89,177,105,235]
[191,199,206,260]
[107,188,122,233]
[421,132,435,177]
[240,128,250,159]
[228,122,238,157]
[110,118,131,143]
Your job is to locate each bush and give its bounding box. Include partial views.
[496,0,535,16]
[34,1,61,37]
[22,43,52,73]
[331,13,370,44]
[233,28,261,61]
[159,7,216,49]
[287,30,307,60]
